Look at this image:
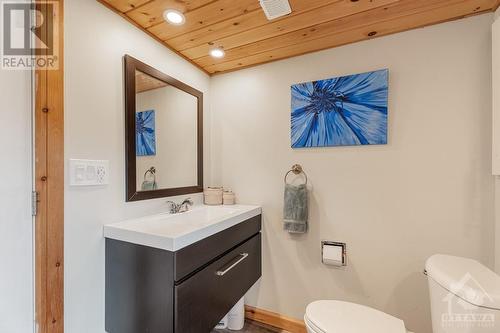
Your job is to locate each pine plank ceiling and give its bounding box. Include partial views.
[98,0,500,75]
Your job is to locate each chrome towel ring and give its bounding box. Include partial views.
[284,164,308,185]
[144,166,156,182]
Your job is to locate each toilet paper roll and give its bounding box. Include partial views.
[322,244,344,266]
[227,297,245,330]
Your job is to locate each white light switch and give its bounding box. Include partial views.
[69,159,109,186]
[75,164,85,181]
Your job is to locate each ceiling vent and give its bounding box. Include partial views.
[259,0,292,20]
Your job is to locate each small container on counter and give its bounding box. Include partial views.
[223,190,236,205]
[204,187,223,205]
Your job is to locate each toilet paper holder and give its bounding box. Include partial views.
[321,241,347,267]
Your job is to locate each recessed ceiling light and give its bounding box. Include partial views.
[163,9,185,25]
[210,48,225,58]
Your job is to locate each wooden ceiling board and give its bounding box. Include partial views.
[148,0,262,41]
[194,0,475,68]
[136,70,169,93]
[100,0,150,13]
[166,0,344,51]
[98,0,499,75]
[168,9,268,51]
[181,0,402,59]
[205,0,495,74]
[97,0,211,74]
[126,0,214,28]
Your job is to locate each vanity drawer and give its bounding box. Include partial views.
[174,233,262,333]
[173,214,261,281]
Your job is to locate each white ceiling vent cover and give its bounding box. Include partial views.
[259,0,292,20]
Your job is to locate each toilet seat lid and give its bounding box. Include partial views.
[305,300,406,333]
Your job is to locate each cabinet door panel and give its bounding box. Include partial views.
[105,239,174,333]
[175,233,262,332]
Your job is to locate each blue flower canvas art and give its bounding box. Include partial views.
[291,69,388,148]
[136,110,156,156]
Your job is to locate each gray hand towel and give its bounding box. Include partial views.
[141,180,157,191]
[283,183,308,233]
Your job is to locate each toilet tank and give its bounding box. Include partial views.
[425,255,500,333]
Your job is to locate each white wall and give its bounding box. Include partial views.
[64,1,210,332]
[493,8,500,275]
[210,14,495,333]
[0,52,33,332]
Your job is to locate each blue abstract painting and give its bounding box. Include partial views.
[136,110,156,156]
[291,69,388,148]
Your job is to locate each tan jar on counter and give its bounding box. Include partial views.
[204,187,223,205]
[223,190,236,205]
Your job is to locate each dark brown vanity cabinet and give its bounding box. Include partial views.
[105,215,262,333]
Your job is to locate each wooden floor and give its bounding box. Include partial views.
[213,320,287,333]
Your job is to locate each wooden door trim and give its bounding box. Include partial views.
[35,1,64,332]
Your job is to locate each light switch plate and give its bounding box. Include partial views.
[69,159,109,186]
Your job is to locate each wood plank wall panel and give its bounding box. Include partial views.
[97,0,499,74]
[35,1,64,333]
[35,2,49,332]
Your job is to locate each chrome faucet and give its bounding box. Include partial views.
[166,198,193,214]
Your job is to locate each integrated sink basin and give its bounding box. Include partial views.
[103,204,261,251]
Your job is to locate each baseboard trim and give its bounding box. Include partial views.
[245,306,307,333]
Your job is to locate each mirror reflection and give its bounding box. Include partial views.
[134,70,198,191]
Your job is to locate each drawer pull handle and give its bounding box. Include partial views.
[216,253,249,276]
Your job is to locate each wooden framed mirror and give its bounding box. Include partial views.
[124,55,203,201]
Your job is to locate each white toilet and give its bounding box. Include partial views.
[304,254,500,333]
[426,254,500,333]
[305,300,409,333]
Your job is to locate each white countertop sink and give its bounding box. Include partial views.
[103,204,262,251]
